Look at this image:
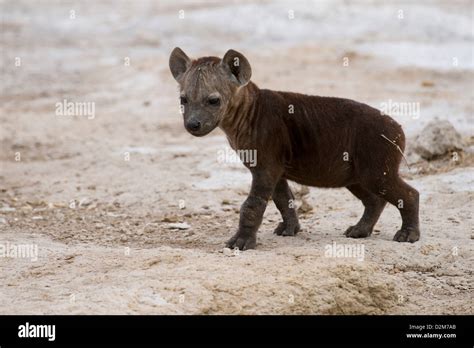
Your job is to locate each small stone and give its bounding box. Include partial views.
[167,222,190,230]
[447,217,459,224]
[79,197,92,207]
[86,202,98,210]
[0,217,6,224]
[143,223,158,233]
[107,212,125,218]
[223,247,232,256]
[297,199,313,214]
[161,215,180,223]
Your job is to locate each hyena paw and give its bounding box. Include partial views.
[273,221,300,236]
[393,227,420,243]
[225,233,257,250]
[344,224,372,238]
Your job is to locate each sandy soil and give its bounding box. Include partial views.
[0,0,473,314]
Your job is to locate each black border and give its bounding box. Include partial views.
[0,315,472,346]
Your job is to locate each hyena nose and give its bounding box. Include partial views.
[187,120,201,131]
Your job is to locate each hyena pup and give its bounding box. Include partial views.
[169,47,420,250]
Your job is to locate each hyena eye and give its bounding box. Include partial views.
[208,97,220,106]
[180,96,188,104]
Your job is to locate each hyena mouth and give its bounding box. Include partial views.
[187,121,219,137]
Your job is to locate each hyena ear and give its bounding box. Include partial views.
[221,49,252,86]
[169,47,191,82]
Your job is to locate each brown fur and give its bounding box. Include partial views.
[169,48,420,250]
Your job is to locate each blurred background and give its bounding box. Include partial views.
[1,0,472,204]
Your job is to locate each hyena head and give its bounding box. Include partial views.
[169,47,252,136]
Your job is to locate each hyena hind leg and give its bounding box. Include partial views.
[272,179,300,236]
[374,176,420,243]
[345,184,387,239]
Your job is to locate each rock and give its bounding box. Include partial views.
[86,202,98,210]
[107,212,126,218]
[293,184,310,199]
[26,200,47,207]
[0,206,16,212]
[297,199,313,214]
[405,150,422,165]
[161,215,180,223]
[167,222,190,230]
[222,247,240,256]
[413,120,464,160]
[143,223,159,233]
[0,217,6,224]
[79,197,93,207]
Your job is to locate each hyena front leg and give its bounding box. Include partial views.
[272,179,300,236]
[226,170,281,250]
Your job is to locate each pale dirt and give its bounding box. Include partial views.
[0,0,473,314]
